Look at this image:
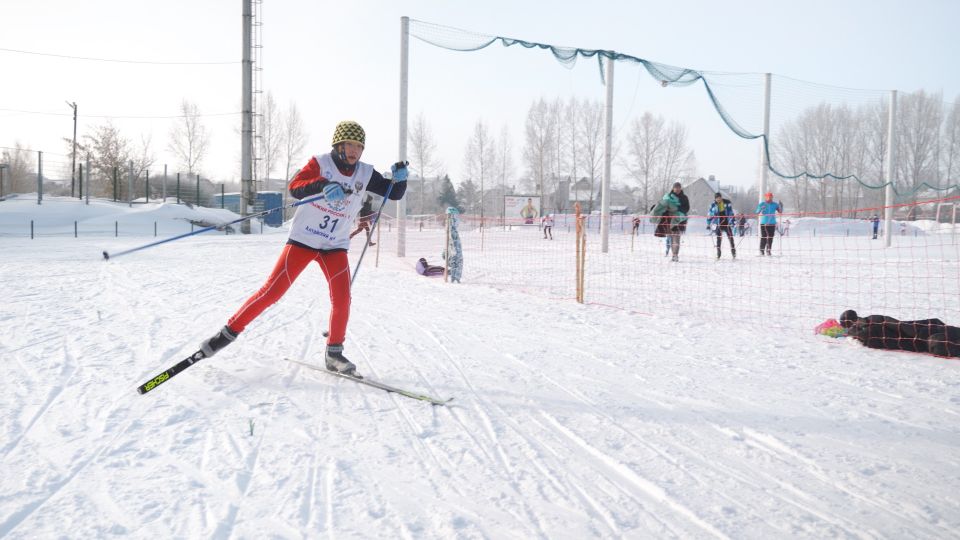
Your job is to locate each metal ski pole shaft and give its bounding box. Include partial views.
[102,191,344,261]
[350,179,398,286]
[321,178,401,339]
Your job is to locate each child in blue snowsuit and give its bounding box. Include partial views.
[444,207,464,283]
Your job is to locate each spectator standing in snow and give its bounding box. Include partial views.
[542,213,554,240]
[708,192,737,259]
[196,121,408,377]
[871,214,880,239]
[349,195,376,246]
[755,192,783,256]
[632,216,641,236]
[652,182,689,262]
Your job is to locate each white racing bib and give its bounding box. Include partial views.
[287,154,374,250]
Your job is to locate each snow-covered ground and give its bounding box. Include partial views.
[1,196,959,538]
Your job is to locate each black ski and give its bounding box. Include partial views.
[137,350,206,395]
[285,358,453,406]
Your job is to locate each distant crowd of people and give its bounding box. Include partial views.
[648,183,785,262]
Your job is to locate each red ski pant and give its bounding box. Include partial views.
[226,243,351,345]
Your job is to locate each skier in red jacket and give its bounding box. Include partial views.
[198,120,407,376]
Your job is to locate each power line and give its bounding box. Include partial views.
[0,46,238,65]
[0,108,240,119]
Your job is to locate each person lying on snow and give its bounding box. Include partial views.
[416,258,445,277]
[839,310,960,358]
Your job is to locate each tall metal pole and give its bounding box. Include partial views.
[759,73,771,202]
[37,151,43,205]
[128,160,134,208]
[397,16,410,257]
[66,101,77,198]
[883,90,898,247]
[85,156,91,205]
[240,0,254,234]
[600,53,614,253]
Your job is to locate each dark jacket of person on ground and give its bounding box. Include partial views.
[839,310,960,357]
[416,257,445,277]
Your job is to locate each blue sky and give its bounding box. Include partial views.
[2,0,958,188]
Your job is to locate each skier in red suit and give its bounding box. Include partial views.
[198,120,407,376]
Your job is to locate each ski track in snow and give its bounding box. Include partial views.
[1,232,959,538]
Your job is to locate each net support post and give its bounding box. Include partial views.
[759,73,771,202]
[397,15,410,258]
[600,53,614,253]
[883,90,897,248]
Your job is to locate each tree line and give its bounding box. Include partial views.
[410,97,696,217]
[771,90,960,213]
[1,92,309,203]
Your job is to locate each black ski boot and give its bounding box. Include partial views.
[325,344,358,376]
[200,325,238,358]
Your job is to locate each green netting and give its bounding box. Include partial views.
[409,19,960,199]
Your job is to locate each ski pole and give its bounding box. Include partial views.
[102,191,347,261]
[350,178,399,286]
[320,174,404,339]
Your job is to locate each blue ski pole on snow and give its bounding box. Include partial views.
[101,191,347,261]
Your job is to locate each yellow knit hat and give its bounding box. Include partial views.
[331,120,365,147]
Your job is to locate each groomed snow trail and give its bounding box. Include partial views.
[1,235,958,539]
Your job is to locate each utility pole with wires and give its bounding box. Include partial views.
[66,101,77,198]
[240,0,254,233]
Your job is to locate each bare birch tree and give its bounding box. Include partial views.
[282,101,309,181]
[625,112,666,212]
[463,119,496,219]
[493,124,515,218]
[523,98,556,202]
[257,91,283,188]
[655,121,696,195]
[896,90,942,199]
[1,143,35,194]
[168,99,209,174]
[576,99,604,212]
[943,97,960,184]
[408,112,439,215]
[624,111,694,213]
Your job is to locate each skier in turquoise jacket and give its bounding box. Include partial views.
[755,192,783,256]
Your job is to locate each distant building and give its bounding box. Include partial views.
[683,175,743,217]
[558,177,634,214]
[213,191,284,226]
